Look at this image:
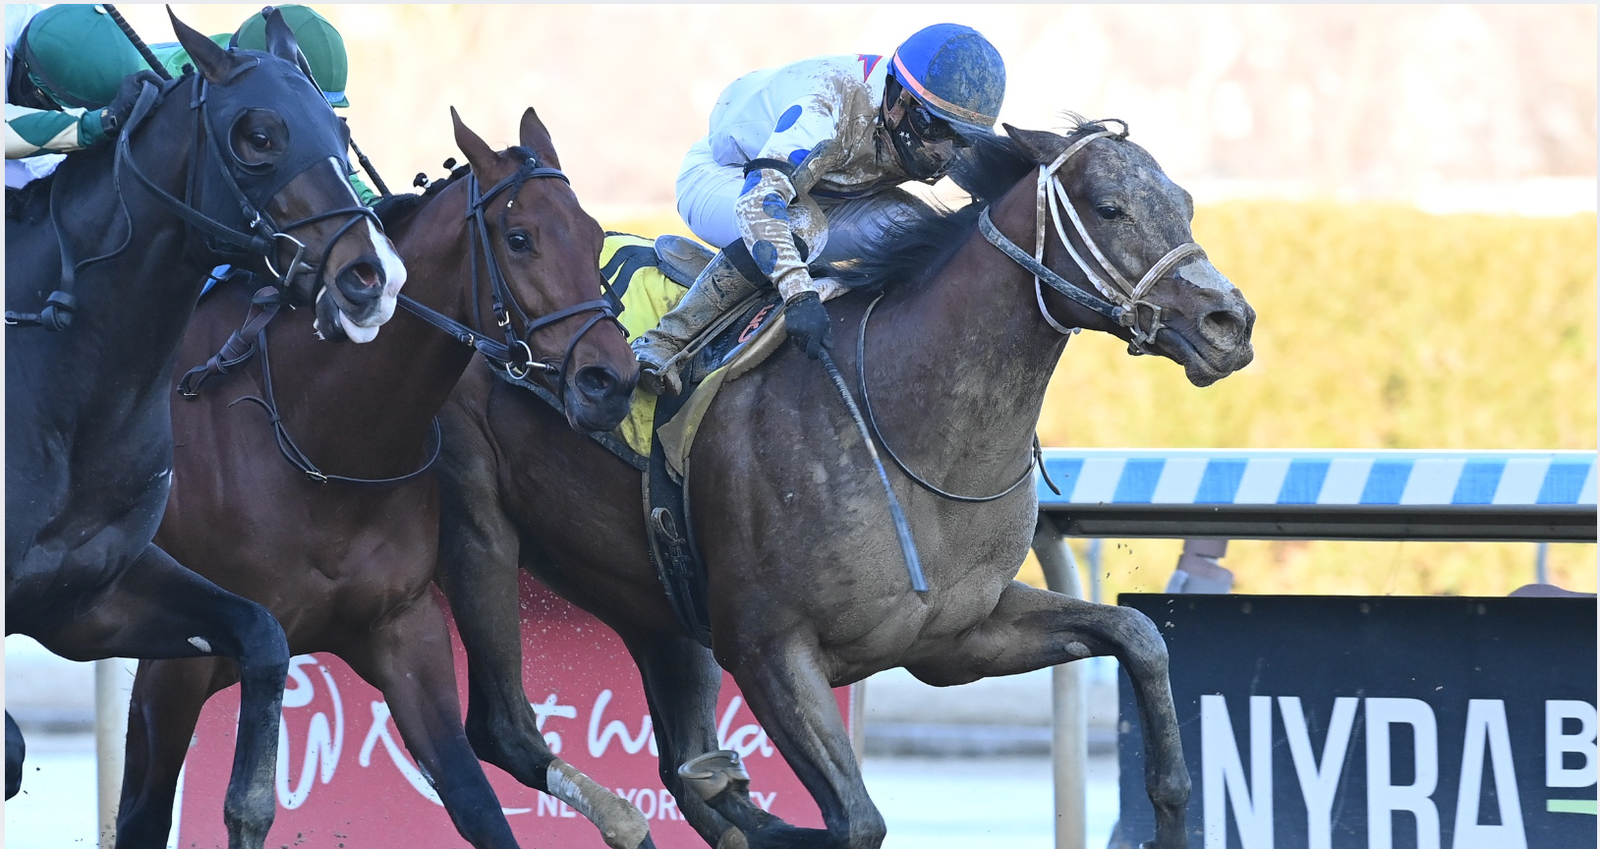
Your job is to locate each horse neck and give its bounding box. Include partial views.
[861,194,1074,490]
[50,93,215,399]
[266,183,479,472]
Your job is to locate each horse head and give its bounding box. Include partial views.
[168,9,404,342]
[449,107,636,432]
[1002,121,1254,386]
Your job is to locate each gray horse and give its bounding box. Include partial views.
[435,121,1255,849]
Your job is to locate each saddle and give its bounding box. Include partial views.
[501,233,791,646]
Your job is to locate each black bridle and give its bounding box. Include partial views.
[6,61,378,332]
[396,156,621,401]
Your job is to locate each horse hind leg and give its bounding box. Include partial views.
[906,581,1190,849]
[29,543,289,849]
[6,710,24,799]
[116,656,235,849]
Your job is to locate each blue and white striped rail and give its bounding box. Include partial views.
[1035,450,1597,542]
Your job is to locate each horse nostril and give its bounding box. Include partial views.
[335,260,384,306]
[574,366,618,399]
[349,262,382,289]
[1200,309,1246,348]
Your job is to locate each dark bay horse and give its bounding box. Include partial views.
[5,11,402,849]
[435,121,1255,849]
[117,108,638,849]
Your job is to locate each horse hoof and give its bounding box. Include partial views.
[678,749,750,801]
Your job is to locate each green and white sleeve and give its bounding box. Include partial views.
[5,102,107,159]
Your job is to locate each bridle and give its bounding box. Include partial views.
[6,63,378,331]
[858,122,1204,504]
[978,121,1204,355]
[396,156,621,401]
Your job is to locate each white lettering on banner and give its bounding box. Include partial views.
[588,690,655,757]
[276,657,345,810]
[659,788,681,820]
[1450,700,1526,849]
[718,696,776,759]
[529,693,578,754]
[752,791,777,811]
[1366,698,1441,849]
[360,701,445,806]
[1201,694,1273,849]
[1280,696,1358,849]
[1545,700,1598,788]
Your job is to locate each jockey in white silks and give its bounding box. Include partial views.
[634,23,1008,395]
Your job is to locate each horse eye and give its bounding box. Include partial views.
[247,130,273,151]
[506,232,532,253]
[1095,205,1122,221]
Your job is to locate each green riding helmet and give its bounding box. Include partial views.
[233,5,349,108]
[18,4,145,110]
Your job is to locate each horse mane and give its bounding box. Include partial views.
[371,145,544,233]
[839,118,1118,293]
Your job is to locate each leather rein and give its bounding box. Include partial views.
[181,157,617,487]
[856,124,1203,504]
[394,157,620,398]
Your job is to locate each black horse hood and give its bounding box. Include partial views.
[194,50,352,222]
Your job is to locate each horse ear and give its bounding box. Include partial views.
[169,7,237,84]
[451,107,500,178]
[1004,124,1068,166]
[517,108,561,170]
[260,8,303,65]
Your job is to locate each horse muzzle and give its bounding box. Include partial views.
[563,362,635,433]
[311,251,405,343]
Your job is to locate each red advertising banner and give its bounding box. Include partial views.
[176,574,853,848]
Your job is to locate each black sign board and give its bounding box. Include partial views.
[1116,595,1596,849]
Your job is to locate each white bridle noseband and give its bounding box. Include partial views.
[979,124,1204,354]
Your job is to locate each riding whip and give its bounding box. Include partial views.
[816,348,928,593]
[101,5,175,82]
[344,125,392,198]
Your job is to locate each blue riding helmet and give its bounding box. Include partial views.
[888,23,1006,136]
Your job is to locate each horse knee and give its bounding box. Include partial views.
[232,603,290,679]
[1146,766,1191,811]
[1107,607,1169,680]
[850,807,887,849]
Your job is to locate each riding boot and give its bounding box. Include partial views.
[633,249,760,396]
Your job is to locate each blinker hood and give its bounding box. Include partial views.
[195,51,351,230]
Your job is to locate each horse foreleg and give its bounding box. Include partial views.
[115,656,234,849]
[6,710,24,799]
[623,629,757,849]
[434,475,653,849]
[30,544,288,849]
[721,637,883,849]
[341,595,522,849]
[907,581,1189,849]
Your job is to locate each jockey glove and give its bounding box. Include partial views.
[784,291,832,359]
[100,71,164,138]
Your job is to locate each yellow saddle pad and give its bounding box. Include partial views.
[601,234,788,466]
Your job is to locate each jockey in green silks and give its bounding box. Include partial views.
[5,3,373,204]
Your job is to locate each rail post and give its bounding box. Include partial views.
[95,657,137,848]
[1032,515,1087,849]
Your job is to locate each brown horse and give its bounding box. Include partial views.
[113,109,638,849]
[435,121,1255,849]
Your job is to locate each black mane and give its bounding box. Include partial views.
[840,120,1119,293]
